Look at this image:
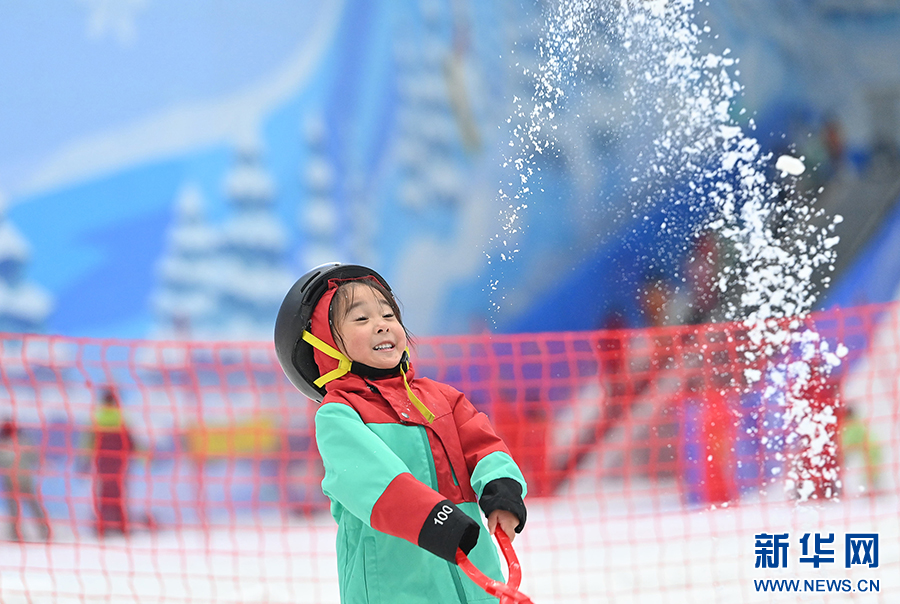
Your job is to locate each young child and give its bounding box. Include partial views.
[275,263,527,603]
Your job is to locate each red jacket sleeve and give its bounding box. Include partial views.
[445,384,513,477]
[443,383,528,523]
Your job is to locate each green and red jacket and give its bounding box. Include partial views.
[311,282,527,604]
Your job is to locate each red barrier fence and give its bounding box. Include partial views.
[0,303,897,603]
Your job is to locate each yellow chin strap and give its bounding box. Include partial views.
[400,361,436,423]
[301,330,435,423]
[302,331,352,387]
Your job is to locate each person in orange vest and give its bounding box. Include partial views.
[0,418,51,541]
[89,388,135,536]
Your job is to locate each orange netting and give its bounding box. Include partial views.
[0,303,896,603]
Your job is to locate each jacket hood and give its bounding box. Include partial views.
[309,281,342,385]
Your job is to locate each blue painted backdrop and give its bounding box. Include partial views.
[3,0,900,341]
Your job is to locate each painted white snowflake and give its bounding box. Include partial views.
[77,0,148,46]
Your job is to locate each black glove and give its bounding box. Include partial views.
[478,478,527,533]
[417,499,480,563]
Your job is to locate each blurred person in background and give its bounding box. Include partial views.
[821,115,847,179]
[673,230,723,325]
[87,388,135,536]
[0,417,51,541]
[639,271,677,328]
[840,405,882,496]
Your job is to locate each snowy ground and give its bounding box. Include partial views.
[1,490,896,604]
[519,492,898,604]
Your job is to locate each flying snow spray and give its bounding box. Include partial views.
[494,0,844,503]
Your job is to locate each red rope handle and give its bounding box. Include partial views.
[455,526,534,604]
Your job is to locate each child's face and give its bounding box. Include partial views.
[332,283,407,369]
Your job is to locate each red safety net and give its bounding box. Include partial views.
[0,303,897,603]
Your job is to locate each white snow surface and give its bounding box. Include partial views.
[1,493,895,604]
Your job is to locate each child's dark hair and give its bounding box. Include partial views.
[328,278,411,352]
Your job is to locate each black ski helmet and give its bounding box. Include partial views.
[274,262,393,402]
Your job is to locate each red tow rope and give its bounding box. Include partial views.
[456,526,534,604]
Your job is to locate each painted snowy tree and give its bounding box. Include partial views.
[215,135,293,340]
[394,0,465,211]
[151,183,218,340]
[300,115,340,268]
[0,192,52,333]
